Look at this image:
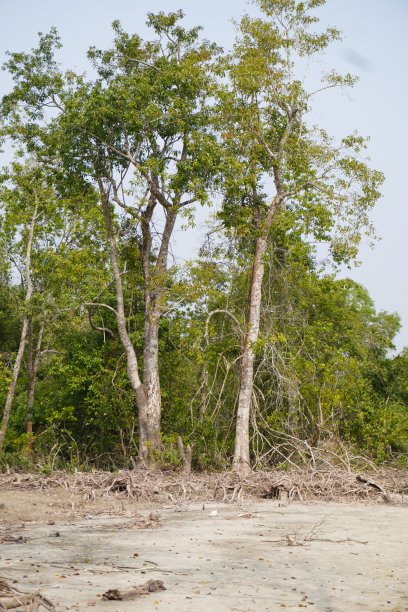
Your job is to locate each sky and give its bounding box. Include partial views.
[1,0,407,349]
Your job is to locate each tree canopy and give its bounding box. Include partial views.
[0,1,406,472]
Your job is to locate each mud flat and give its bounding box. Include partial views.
[0,488,407,611]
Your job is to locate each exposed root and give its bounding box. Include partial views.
[0,467,406,505]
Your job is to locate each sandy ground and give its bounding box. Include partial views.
[0,488,407,611]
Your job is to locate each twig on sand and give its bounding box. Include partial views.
[265,516,368,547]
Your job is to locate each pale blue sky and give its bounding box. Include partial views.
[1,0,407,349]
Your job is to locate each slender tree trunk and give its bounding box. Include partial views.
[231,104,296,476]
[0,320,30,449]
[143,306,162,450]
[26,319,44,435]
[232,233,268,475]
[199,365,209,419]
[232,193,284,476]
[142,207,177,452]
[100,193,150,462]
[0,205,37,449]
[26,318,34,436]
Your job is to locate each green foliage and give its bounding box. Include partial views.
[0,3,406,471]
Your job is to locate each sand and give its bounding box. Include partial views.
[0,488,407,611]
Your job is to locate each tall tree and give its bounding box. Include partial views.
[219,0,384,474]
[1,13,221,463]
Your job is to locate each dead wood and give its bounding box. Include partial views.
[266,516,369,548]
[356,474,391,502]
[0,578,55,611]
[262,475,303,502]
[0,535,27,545]
[102,579,166,601]
[308,536,368,545]
[118,511,161,529]
[0,467,406,505]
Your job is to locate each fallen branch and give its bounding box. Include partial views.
[0,578,55,611]
[102,579,166,601]
[308,536,368,545]
[356,474,391,502]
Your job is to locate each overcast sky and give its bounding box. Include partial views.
[1,0,407,350]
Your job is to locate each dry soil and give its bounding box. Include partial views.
[0,488,407,611]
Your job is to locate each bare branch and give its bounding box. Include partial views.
[87,308,115,339]
[84,302,119,316]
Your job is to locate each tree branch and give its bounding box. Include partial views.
[84,302,118,316]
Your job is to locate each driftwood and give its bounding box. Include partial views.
[102,579,166,601]
[0,578,55,611]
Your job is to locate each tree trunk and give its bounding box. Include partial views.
[0,205,37,449]
[143,307,162,452]
[99,193,150,462]
[100,181,178,465]
[232,194,283,476]
[141,206,178,457]
[0,319,30,448]
[26,319,44,436]
[232,111,297,474]
[232,233,268,476]
[27,317,34,435]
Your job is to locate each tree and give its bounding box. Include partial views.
[1,13,221,463]
[0,157,108,450]
[219,0,384,474]
[0,163,43,447]
[0,4,403,473]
